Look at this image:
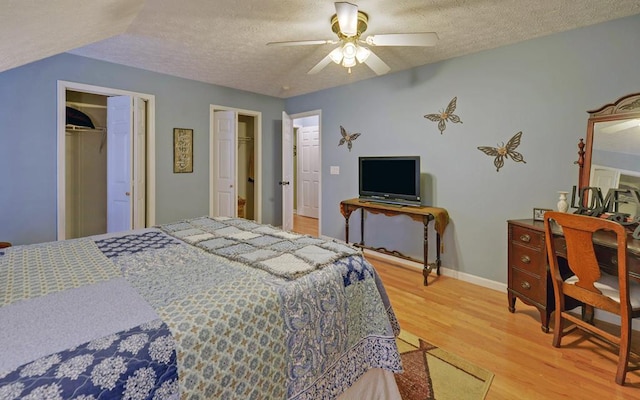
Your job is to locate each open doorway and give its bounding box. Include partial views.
[56,81,156,240]
[209,105,262,222]
[290,111,321,236]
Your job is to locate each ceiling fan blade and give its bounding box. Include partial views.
[308,53,335,75]
[335,2,358,36]
[365,32,439,47]
[267,39,336,47]
[363,51,391,75]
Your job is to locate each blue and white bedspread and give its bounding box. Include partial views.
[0,217,402,399]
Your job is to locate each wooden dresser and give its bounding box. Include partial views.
[507,219,554,332]
[508,218,640,333]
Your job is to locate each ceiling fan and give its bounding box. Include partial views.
[267,2,438,75]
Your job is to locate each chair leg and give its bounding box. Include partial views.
[615,319,632,385]
[552,310,564,348]
[582,304,595,324]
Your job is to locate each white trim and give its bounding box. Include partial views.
[209,105,262,223]
[57,80,156,240]
[289,110,322,236]
[360,249,508,292]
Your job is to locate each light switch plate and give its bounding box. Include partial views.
[330,166,340,175]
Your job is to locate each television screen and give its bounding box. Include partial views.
[359,156,421,206]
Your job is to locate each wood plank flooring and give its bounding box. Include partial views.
[292,218,640,399]
[293,214,318,237]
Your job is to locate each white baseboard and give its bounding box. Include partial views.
[361,249,507,293]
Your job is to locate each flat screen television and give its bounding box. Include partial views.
[358,156,421,206]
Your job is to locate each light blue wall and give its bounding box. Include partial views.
[0,53,285,245]
[285,14,640,283]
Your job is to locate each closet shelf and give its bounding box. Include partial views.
[66,101,107,109]
[65,124,106,132]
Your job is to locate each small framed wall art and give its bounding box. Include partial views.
[533,207,552,221]
[173,128,193,173]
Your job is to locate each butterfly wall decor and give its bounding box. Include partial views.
[338,125,361,152]
[424,96,463,134]
[477,131,526,172]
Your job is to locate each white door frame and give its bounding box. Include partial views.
[290,110,322,236]
[56,80,156,240]
[209,105,262,223]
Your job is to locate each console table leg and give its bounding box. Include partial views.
[344,216,350,244]
[435,232,442,276]
[423,216,430,286]
[360,210,365,246]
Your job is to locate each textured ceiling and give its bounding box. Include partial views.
[0,0,144,73]
[3,1,640,98]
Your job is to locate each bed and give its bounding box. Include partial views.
[0,216,402,399]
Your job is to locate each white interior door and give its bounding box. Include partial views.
[214,110,237,217]
[107,95,133,232]
[132,97,146,229]
[282,111,294,230]
[590,165,620,201]
[298,125,319,218]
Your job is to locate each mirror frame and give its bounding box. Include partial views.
[578,92,640,190]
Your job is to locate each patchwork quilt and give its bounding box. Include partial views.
[0,217,402,399]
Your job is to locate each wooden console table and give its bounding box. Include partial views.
[340,198,449,286]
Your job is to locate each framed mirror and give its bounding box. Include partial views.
[579,92,640,218]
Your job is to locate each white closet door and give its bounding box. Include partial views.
[107,95,133,232]
[213,110,237,217]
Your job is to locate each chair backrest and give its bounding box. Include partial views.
[544,212,629,311]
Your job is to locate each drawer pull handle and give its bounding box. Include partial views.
[519,234,531,243]
[611,256,617,266]
[521,281,531,290]
[520,255,531,264]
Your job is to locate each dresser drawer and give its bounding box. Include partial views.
[510,243,545,276]
[510,224,544,249]
[510,267,545,305]
[595,246,618,275]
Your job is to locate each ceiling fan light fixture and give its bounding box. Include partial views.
[342,56,356,68]
[355,45,370,63]
[329,47,344,64]
[342,42,357,58]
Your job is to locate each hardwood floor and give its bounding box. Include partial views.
[292,219,640,399]
[292,214,318,237]
[373,256,640,400]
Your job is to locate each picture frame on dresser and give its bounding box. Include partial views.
[533,208,552,221]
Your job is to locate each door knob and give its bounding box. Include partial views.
[125,192,131,196]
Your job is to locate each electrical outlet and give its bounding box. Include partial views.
[330,166,340,175]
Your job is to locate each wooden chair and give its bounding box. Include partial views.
[544,211,640,385]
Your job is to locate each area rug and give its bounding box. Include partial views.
[395,330,494,400]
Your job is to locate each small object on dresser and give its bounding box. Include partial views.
[533,208,551,221]
[557,191,569,212]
